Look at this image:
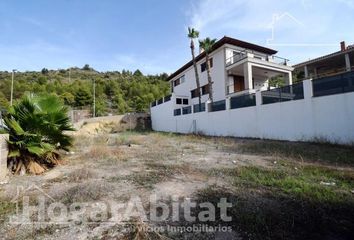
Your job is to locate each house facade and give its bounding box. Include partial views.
[167,36,293,114]
[150,37,354,144]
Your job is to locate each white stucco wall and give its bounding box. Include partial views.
[151,80,354,145]
[171,47,227,104]
[0,134,8,182]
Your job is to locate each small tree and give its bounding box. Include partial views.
[199,37,217,102]
[82,64,91,71]
[41,68,49,75]
[5,94,74,174]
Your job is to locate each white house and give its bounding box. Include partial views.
[150,37,354,145]
[165,36,293,114]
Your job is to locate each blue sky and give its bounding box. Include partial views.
[0,0,353,74]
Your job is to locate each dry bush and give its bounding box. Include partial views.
[83,145,127,165]
[67,168,96,182]
[122,219,171,240]
[56,181,110,204]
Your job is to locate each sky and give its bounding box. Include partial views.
[0,0,353,74]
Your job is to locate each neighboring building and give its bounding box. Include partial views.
[167,36,293,113]
[293,41,354,97]
[294,41,354,80]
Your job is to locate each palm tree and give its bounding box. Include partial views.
[188,27,202,111]
[5,94,74,175]
[199,37,217,102]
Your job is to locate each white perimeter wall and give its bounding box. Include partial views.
[151,80,354,145]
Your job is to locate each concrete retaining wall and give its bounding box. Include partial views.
[151,80,354,145]
[0,134,8,182]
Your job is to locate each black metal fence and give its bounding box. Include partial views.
[182,106,192,115]
[173,108,181,116]
[157,98,163,105]
[262,82,304,105]
[193,102,205,113]
[312,71,354,97]
[210,100,226,112]
[164,95,171,102]
[230,94,256,109]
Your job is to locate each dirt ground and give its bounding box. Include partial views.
[0,128,354,240]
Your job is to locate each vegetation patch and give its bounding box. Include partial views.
[193,184,354,240]
[115,163,189,189]
[0,200,16,224]
[67,168,96,182]
[218,139,354,166]
[57,182,110,204]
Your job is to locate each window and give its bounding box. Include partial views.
[180,75,185,84]
[173,75,185,87]
[173,78,180,87]
[191,88,200,98]
[201,58,213,72]
[201,84,210,95]
[176,98,188,105]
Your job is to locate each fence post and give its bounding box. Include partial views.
[255,91,262,106]
[303,79,313,99]
[225,97,230,110]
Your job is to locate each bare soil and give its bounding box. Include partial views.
[0,128,353,240]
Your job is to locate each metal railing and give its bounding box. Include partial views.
[193,102,206,113]
[182,106,192,115]
[173,108,181,116]
[262,82,304,105]
[151,95,172,108]
[230,93,256,109]
[210,100,226,112]
[164,95,171,102]
[226,50,289,67]
[270,56,289,66]
[225,50,247,67]
[312,70,354,97]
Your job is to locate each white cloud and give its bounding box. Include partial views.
[187,0,354,64]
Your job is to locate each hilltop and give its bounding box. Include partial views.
[0,66,170,115]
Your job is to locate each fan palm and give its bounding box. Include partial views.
[188,27,202,110]
[199,37,217,102]
[4,94,74,174]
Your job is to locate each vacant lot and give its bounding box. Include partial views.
[0,131,354,240]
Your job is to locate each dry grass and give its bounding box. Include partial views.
[122,219,172,240]
[84,145,127,163]
[67,168,96,182]
[55,181,110,204]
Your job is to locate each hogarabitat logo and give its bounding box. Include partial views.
[9,184,233,231]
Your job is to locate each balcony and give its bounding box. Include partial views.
[226,50,289,68]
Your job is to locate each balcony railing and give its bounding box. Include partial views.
[193,102,206,113]
[226,50,247,67]
[226,50,289,67]
[270,56,289,66]
[210,100,226,112]
[151,94,172,108]
[262,82,304,104]
[312,70,354,97]
[230,93,256,109]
